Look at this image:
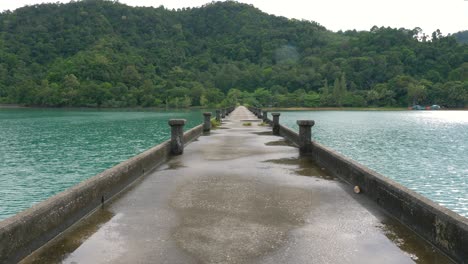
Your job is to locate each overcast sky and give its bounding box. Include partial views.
[1,0,467,34]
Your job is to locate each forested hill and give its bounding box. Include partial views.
[453,31,468,44]
[0,0,466,108]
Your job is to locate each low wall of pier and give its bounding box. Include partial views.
[248,107,468,263]
[184,124,203,143]
[278,124,300,146]
[0,119,213,263]
[310,141,468,263]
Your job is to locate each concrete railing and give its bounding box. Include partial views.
[219,106,235,119]
[184,124,204,144]
[278,124,300,146]
[247,106,263,119]
[0,113,210,264]
[214,106,235,123]
[310,141,468,263]
[253,110,468,263]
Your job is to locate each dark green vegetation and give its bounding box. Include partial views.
[0,0,466,108]
[453,30,468,44]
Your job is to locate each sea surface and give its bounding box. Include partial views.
[278,110,468,217]
[0,108,204,220]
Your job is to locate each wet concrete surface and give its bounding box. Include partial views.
[21,106,453,264]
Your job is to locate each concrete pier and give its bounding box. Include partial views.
[297,120,314,154]
[272,113,280,135]
[21,107,452,264]
[262,110,268,122]
[203,112,211,132]
[169,119,186,155]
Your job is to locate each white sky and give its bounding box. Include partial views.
[1,0,467,34]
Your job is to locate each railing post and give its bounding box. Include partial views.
[215,110,221,122]
[262,111,268,122]
[221,108,226,118]
[272,113,280,135]
[257,108,262,118]
[203,112,212,132]
[297,120,315,154]
[168,119,186,155]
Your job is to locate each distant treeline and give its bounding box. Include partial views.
[0,0,466,108]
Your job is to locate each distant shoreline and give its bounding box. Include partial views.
[0,104,209,111]
[0,104,27,109]
[264,107,468,111]
[0,104,466,111]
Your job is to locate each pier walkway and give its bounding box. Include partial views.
[22,106,451,264]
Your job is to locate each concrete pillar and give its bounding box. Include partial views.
[297,120,315,154]
[215,110,221,122]
[168,119,186,155]
[203,112,212,132]
[272,113,280,135]
[262,111,268,122]
[257,109,262,118]
[221,108,226,118]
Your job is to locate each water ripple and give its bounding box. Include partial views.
[280,110,468,218]
[0,109,204,220]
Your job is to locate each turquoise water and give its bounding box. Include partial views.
[0,109,205,220]
[278,110,468,217]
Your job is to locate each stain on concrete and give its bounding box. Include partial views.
[170,175,317,264]
[164,160,186,170]
[434,217,450,250]
[264,139,295,147]
[252,131,273,136]
[20,208,114,264]
[378,218,454,264]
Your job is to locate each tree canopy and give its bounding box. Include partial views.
[0,0,466,108]
[453,30,468,44]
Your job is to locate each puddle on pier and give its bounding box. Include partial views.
[252,131,273,136]
[164,160,186,171]
[377,218,454,264]
[21,208,116,264]
[240,119,261,122]
[263,156,337,181]
[262,153,453,263]
[264,139,296,147]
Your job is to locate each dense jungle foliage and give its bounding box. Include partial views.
[453,31,468,44]
[0,0,466,108]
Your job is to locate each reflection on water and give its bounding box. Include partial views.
[279,110,468,217]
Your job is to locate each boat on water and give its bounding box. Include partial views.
[411,104,441,110]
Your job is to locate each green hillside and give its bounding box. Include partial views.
[0,0,466,107]
[453,30,468,44]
